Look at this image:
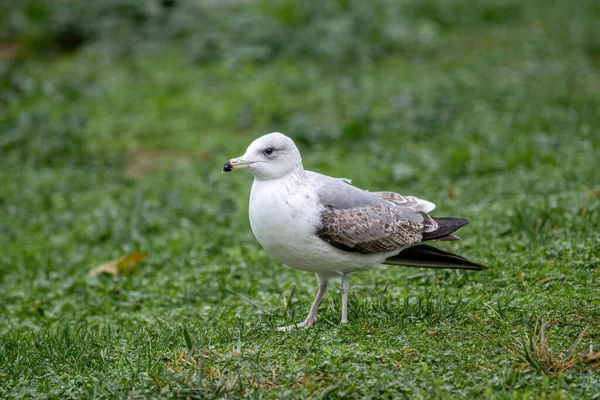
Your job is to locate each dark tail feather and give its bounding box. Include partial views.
[384,244,488,271]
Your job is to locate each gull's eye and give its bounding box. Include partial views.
[263,148,274,156]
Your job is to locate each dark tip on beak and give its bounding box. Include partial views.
[223,160,233,172]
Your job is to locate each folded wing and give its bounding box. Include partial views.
[312,174,441,254]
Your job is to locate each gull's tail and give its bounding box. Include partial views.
[384,244,488,271]
[383,216,487,270]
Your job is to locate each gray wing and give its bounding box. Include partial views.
[309,172,438,254]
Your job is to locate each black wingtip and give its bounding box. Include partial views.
[422,217,469,242]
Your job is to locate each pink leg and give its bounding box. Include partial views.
[279,274,329,331]
[340,274,349,324]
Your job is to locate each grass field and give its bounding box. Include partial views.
[1,0,599,398]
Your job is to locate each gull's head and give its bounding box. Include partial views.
[222,132,303,180]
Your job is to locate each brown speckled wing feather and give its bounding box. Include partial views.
[310,172,441,254]
[315,204,438,254]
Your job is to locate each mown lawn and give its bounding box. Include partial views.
[1,0,599,398]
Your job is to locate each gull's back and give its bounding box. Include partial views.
[306,170,435,218]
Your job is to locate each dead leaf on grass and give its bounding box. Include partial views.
[89,252,148,276]
[124,151,193,179]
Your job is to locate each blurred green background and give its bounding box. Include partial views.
[1,0,599,398]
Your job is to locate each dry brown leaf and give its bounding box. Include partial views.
[89,252,148,276]
[124,151,192,179]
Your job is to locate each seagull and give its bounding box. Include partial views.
[223,132,487,330]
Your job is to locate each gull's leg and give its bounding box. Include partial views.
[278,274,328,331]
[300,275,328,327]
[340,274,350,324]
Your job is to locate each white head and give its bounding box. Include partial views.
[223,132,303,180]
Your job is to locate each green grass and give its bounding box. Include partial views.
[1,0,600,398]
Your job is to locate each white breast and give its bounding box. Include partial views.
[248,174,395,276]
[249,176,320,264]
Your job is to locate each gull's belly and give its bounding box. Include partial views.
[249,180,395,275]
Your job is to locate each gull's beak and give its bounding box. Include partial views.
[222,157,252,172]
